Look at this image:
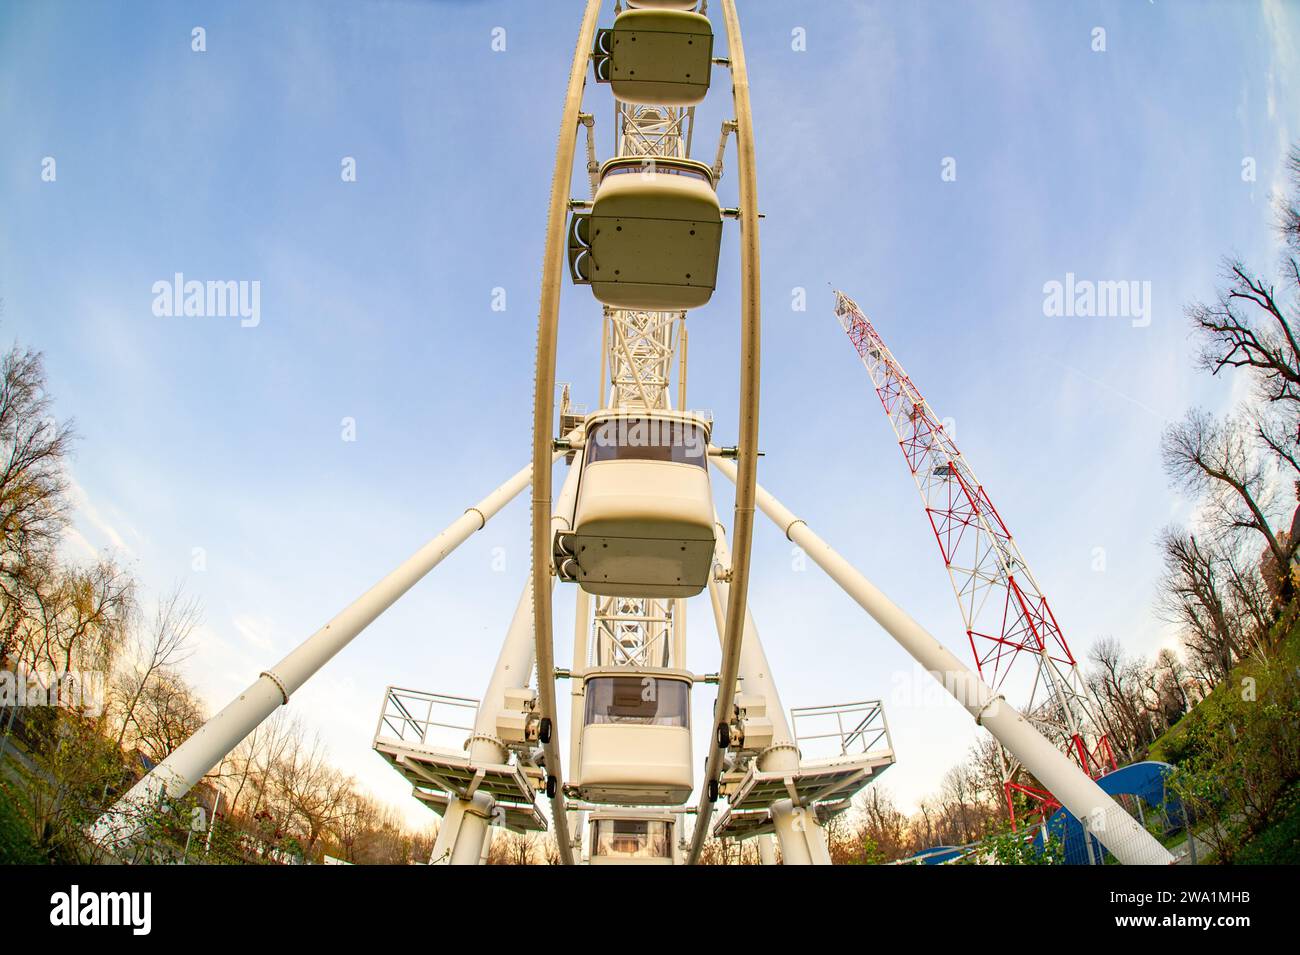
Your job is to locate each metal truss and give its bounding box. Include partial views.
[591,596,674,669]
[831,291,1115,797]
[604,307,680,411]
[616,103,693,160]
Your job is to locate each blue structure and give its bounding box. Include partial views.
[895,845,970,866]
[1031,761,1183,865]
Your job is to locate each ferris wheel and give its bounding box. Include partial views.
[89,0,1173,867]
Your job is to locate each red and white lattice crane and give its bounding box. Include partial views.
[832,290,1116,823]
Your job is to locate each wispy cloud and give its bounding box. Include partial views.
[65,472,135,557]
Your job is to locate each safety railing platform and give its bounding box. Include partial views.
[373,686,546,831]
[713,699,895,837]
[712,797,852,839]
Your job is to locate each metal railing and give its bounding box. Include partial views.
[790,699,892,763]
[374,686,478,752]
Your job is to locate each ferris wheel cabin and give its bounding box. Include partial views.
[587,809,680,865]
[567,156,723,311]
[574,669,694,806]
[592,8,713,107]
[626,0,701,10]
[556,410,715,598]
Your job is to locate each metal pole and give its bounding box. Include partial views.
[530,0,603,866]
[710,457,1174,866]
[598,314,609,408]
[677,318,688,411]
[687,0,763,867]
[91,458,546,850]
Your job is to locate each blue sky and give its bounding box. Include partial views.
[2,0,1297,830]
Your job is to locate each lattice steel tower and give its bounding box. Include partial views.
[832,290,1115,818]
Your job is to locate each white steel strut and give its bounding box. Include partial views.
[90,456,555,849]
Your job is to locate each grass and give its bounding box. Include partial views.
[0,778,43,864]
[1147,609,1300,767]
[1235,781,1300,864]
[1142,606,1300,864]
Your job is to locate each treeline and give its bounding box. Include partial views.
[0,343,434,864]
[1148,147,1300,862]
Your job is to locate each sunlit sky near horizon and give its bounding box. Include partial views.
[2,0,1298,835]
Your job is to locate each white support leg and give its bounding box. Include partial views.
[436,462,582,865]
[91,458,548,850]
[707,516,833,865]
[430,791,495,866]
[447,793,494,866]
[769,802,832,866]
[710,457,1174,866]
[771,800,813,865]
[807,815,833,865]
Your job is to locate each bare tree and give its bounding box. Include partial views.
[1151,648,1190,724]
[0,345,76,660]
[216,709,300,821]
[345,800,433,864]
[914,799,937,849]
[1283,147,1300,254]
[486,830,540,865]
[18,558,134,679]
[1168,147,1300,620]
[1188,262,1300,410]
[129,669,205,764]
[967,735,1010,822]
[855,786,910,860]
[1161,412,1290,575]
[270,732,357,861]
[1155,529,1241,682]
[1088,638,1158,757]
[938,762,986,844]
[112,584,201,750]
[332,789,378,863]
[543,836,562,865]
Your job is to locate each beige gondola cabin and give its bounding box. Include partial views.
[556,410,715,598]
[567,157,722,311]
[587,810,679,865]
[627,1,700,9]
[592,8,713,107]
[575,669,694,806]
